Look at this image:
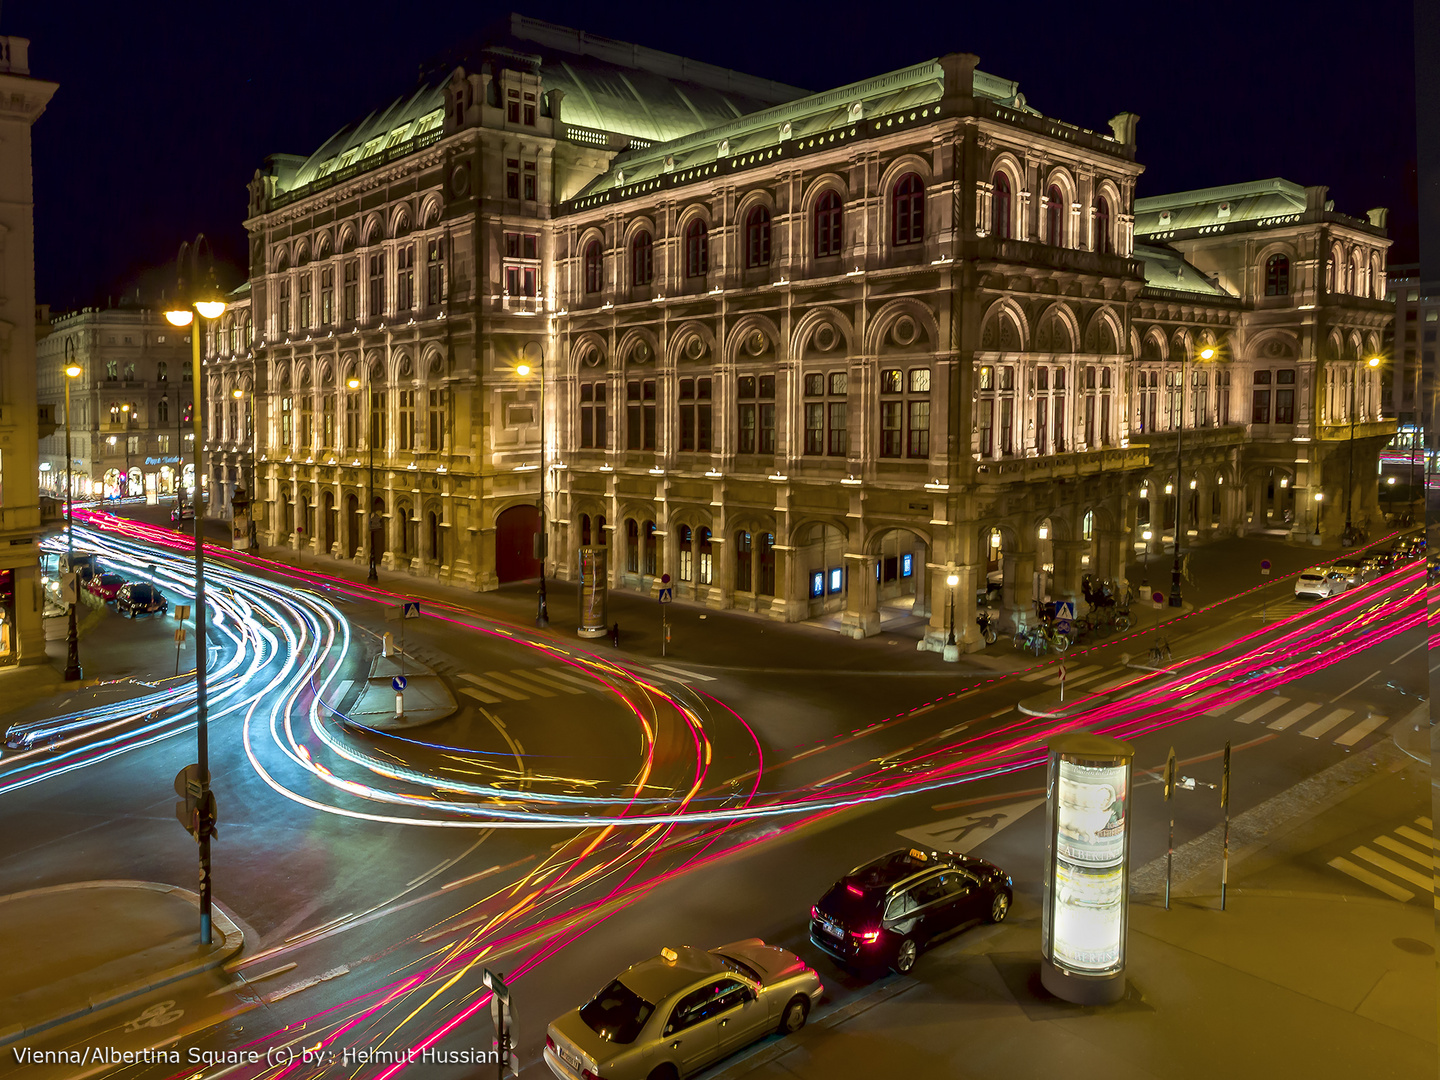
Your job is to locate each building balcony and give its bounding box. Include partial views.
[1316,419,1398,442]
[969,236,1144,281]
[976,444,1149,485]
[1131,424,1246,451]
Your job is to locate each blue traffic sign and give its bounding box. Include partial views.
[402,601,421,618]
[392,675,407,692]
[658,587,673,604]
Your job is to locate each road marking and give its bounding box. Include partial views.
[1047,669,1106,688]
[1334,713,1389,747]
[1352,846,1435,890]
[1418,816,1433,830]
[1203,700,1241,718]
[460,686,504,705]
[1024,664,1093,683]
[508,669,585,695]
[1091,675,1138,693]
[900,798,1046,855]
[1396,825,1435,848]
[1267,701,1322,731]
[1299,708,1353,739]
[1390,641,1426,665]
[1235,697,1290,724]
[541,665,602,690]
[329,679,354,710]
[1374,836,1433,867]
[442,864,504,890]
[458,673,527,700]
[1330,669,1381,703]
[485,670,555,696]
[1328,856,1414,901]
[650,662,718,682]
[262,964,351,1004]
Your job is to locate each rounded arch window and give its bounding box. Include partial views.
[1265,253,1290,296]
[631,231,654,286]
[744,205,771,268]
[991,172,1012,239]
[1093,195,1112,254]
[891,173,924,246]
[583,239,604,294]
[814,190,843,257]
[684,219,709,278]
[1046,184,1065,246]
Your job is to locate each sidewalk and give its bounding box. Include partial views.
[346,650,457,730]
[0,881,243,1044]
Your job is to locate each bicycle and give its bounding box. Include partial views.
[1148,637,1172,665]
[1014,624,1070,656]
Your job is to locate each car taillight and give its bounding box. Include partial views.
[855,929,880,945]
[546,1036,555,1051]
[810,906,820,920]
[581,1071,601,1080]
[846,884,864,896]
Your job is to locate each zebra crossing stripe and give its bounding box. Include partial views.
[1299,708,1353,738]
[1395,825,1435,849]
[1334,713,1389,747]
[1203,700,1240,718]
[1374,835,1433,867]
[459,673,527,701]
[507,669,585,695]
[1418,817,1433,830]
[1267,701,1321,731]
[1235,697,1290,724]
[1328,856,1414,902]
[1351,846,1435,890]
[483,670,556,697]
[650,662,717,682]
[460,686,503,705]
[541,666,601,691]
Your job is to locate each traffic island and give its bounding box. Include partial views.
[0,880,243,1044]
[345,651,457,731]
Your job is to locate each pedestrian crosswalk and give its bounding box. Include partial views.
[1327,816,1436,905]
[455,662,716,706]
[1198,693,1390,749]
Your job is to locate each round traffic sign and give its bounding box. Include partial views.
[1260,560,1271,569]
[392,675,407,692]
[661,573,671,584]
[1152,591,1165,608]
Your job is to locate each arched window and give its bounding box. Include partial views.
[1265,254,1290,296]
[744,206,771,268]
[631,232,653,286]
[625,518,639,573]
[157,361,168,382]
[1046,184,1065,246]
[991,172,1012,238]
[583,240,603,294]
[678,524,693,582]
[684,220,709,278]
[596,514,607,545]
[158,398,169,422]
[580,513,591,546]
[1093,196,1112,254]
[891,173,924,246]
[814,190,843,257]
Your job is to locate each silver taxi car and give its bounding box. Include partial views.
[545,939,822,1080]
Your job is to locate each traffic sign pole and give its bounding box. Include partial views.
[1164,746,1177,910]
[658,574,672,657]
[1058,664,1066,702]
[1220,740,1232,911]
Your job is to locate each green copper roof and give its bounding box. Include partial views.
[279,17,806,195]
[1134,178,1308,236]
[1134,243,1227,296]
[577,58,1040,198]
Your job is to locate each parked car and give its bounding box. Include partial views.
[1326,556,1369,588]
[84,572,127,603]
[544,941,822,1080]
[1294,569,1347,599]
[1394,535,1426,562]
[116,582,168,618]
[810,848,1012,975]
[1364,550,1397,577]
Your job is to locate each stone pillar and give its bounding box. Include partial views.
[912,545,932,619]
[768,547,791,621]
[957,561,983,650]
[841,553,880,638]
[1052,540,1086,606]
[1002,549,1035,632]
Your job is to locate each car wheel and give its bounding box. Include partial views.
[647,1065,679,1080]
[778,995,809,1035]
[893,937,918,974]
[990,892,1010,923]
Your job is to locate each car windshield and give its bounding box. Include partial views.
[578,979,654,1045]
[713,952,764,985]
[1299,574,1323,581]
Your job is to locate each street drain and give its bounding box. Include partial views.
[1392,937,1434,955]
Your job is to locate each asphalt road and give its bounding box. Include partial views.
[0,511,1427,1080]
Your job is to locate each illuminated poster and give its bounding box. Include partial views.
[577,546,608,638]
[1051,758,1128,972]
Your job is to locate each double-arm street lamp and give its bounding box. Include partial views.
[62,346,83,681]
[517,344,549,628]
[1170,344,1216,607]
[120,402,132,498]
[346,375,380,582]
[232,386,257,550]
[1344,356,1382,539]
[163,236,227,946]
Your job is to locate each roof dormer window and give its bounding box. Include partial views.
[1216,202,1231,220]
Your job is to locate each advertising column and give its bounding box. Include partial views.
[1041,731,1135,1005]
[577,545,608,638]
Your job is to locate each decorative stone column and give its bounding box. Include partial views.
[1003,549,1036,633]
[1051,540,1087,606]
[841,553,880,638]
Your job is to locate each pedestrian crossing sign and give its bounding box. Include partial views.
[403,602,421,618]
[658,587,673,604]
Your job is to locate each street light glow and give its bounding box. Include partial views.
[1199,346,1216,360]
[946,573,959,588]
[233,388,244,399]
[64,364,81,378]
[516,363,532,377]
[196,300,227,319]
[164,309,194,327]
[347,377,361,390]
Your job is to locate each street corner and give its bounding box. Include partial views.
[0,880,243,1045]
[347,651,459,731]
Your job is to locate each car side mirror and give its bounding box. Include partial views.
[744,988,757,1003]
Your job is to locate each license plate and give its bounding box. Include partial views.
[560,1046,579,1069]
[822,919,843,939]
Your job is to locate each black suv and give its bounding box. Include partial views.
[810,848,1012,975]
[116,582,168,618]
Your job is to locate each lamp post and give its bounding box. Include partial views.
[164,236,227,946]
[62,354,83,682]
[518,345,549,628]
[1313,491,1324,538]
[943,570,960,662]
[1386,475,1397,520]
[232,386,257,550]
[121,402,132,499]
[1345,356,1382,539]
[1170,344,1216,607]
[1410,362,1422,521]
[347,376,380,582]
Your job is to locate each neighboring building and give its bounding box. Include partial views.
[0,37,56,668]
[38,306,196,502]
[1378,263,1436,515]
[214,17,1395,648]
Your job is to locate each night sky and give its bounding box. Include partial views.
[18,0,1417,310]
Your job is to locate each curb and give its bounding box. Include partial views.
[0,880,244,1045]
[1390,702,1431,766]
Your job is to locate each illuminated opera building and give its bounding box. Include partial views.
[208,15,1394,648]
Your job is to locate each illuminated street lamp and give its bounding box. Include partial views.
[232,387,258,550]
[62,356,83,681]
[518,345,549,628]
[163,235,227,947]
[1170,343,1217,607]
[1313,491,1324,538]
[1385,475,1397,520]
[1344,356,1382,541]
[943,569,960,662]
[347,375,379,582]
